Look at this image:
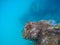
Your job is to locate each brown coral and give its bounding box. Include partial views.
[23,20,59,45]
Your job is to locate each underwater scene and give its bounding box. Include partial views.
[1,0,60,45]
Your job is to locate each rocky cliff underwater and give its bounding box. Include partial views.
[20,0,60,45]
[23,20,60,45]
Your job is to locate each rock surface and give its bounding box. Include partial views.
[23,20,60,45]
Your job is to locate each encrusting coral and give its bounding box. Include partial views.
[23,20,60,45]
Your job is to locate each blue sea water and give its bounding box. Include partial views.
[0,0,60,45]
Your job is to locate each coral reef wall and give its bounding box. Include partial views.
[20,0,60,45]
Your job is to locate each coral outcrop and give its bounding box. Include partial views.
[23,20,60,45]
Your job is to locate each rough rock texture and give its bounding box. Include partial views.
[23,20,60,45]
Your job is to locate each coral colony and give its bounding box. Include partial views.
[23,20,60,45]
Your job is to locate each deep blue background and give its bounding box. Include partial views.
[0,0,60,45]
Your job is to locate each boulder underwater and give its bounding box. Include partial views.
[23,20,60,45]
